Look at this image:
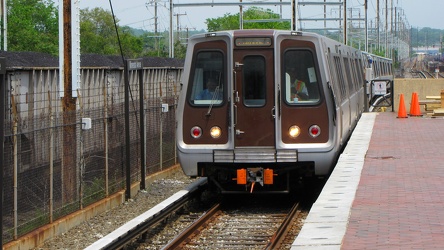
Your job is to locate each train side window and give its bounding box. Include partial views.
[355,58,364,87]
[242,56,266,107]
[283,50,321,104]
[334,55,346,101]
[327,48,342,103]
[350,58,359,90]
[189,51,224,105]
[343,56,354,93]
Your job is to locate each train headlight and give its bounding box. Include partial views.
[191,126,202,138]
[210,126,221,138]
[289,125,301,138]
[309,125,321,138]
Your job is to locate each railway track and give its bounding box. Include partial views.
[162,199,305,250]
[423,71,435,78]
[85,178,209,250]
[87,178,322,250]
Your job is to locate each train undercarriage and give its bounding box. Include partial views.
[197,162,316,194]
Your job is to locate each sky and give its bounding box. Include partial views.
[77,0,444,32]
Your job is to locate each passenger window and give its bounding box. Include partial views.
[189,51,224,105]
[283,50,321,104]
[243,56,266,107]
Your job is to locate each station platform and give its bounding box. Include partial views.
[292,112,444,249]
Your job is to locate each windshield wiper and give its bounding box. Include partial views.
[206,86,220,116]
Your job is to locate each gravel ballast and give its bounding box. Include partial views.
[35,168,194,249]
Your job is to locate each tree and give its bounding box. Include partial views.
[206,7,290,32]
[140,31,169,58]
[7,0,59,55]
[174,40,187,59]
[80,7,143,58]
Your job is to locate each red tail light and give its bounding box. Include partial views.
[309,125,321,138]
[191,126,202,138]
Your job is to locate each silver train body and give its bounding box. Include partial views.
[176,30,392,194]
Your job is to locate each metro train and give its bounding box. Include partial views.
[176,29,392,194]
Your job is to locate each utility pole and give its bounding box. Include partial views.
[440,34,443,60]
[385,0,388,57]
[182,26,196,45]
[61,0,77,204]
[391,0,393,58]
[291,0,298,31]
[169,0,173,57]
[392,8,400,62]
[1,0,6,50]
[324,0,327,35]
[147,1,162,56]
[154,0,158,54]
[349,8,352,47]
[153,0,158,34]
[390,0,399,55]
[343,0,347,45]
[0,57,5,250]
[377,0,380,51]
[175,13,186,42]
[239,0,243,30]
[338,0,342,42]
[365,0,368,52]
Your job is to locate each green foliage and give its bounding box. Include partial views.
[411,27,443,47]
[15,2,438,61]
[372,49,386,57]
[80,8,143,57]
[82,177,106,207]
[207,12,240,31]
[140,32,169,57]
[80,8,117,55]
[7,2,146,58]
[174,40,187,59]
[206,7,290,32]
[7,0,59,55]
[17,209,49,236]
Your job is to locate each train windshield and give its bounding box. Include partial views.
[189,51,224,106]
[283,50,320,104]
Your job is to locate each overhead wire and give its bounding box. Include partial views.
[108,0,125,63]
[107,0,140,135]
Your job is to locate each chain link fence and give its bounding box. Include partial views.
[1,55,183,244]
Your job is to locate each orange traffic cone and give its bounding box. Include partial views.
[397,94,408,118]
[409,92,415,115]
[409,92,422,117]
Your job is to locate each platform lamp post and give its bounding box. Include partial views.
[0,57,6,248]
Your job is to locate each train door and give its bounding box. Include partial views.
[233,49,275,147]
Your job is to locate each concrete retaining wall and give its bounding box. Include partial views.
[393,79,444,112]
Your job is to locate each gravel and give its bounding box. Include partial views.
[35,170,195,250]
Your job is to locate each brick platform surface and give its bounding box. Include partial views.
[342,112,444,249]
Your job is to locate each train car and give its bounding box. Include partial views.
[427,61,438,73]
[362,52,394,106]
[176,29,392,194]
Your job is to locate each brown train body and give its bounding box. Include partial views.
[176,30,392,194]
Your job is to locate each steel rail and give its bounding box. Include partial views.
[265,202,301,250]
[161,202,223,250]
[85,177,208,250]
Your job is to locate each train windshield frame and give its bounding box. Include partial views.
[283,49,321,105]
[188,50,225,106]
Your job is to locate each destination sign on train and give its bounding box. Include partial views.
[235,37,272,47]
